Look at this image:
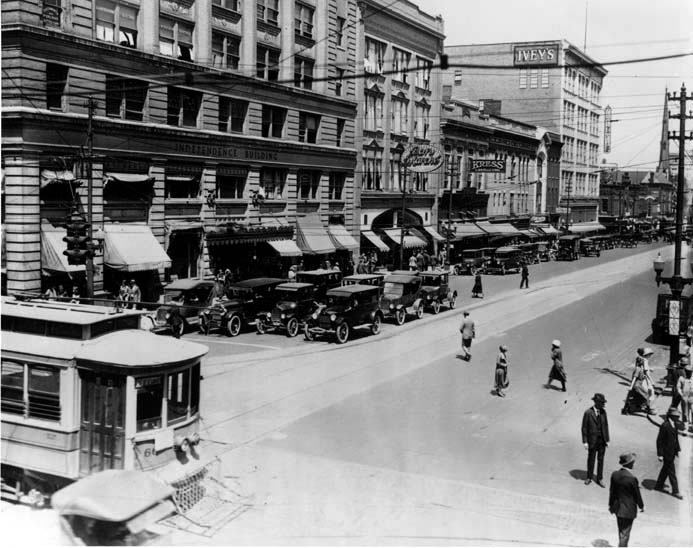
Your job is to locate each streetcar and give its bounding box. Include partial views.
[0,296,212,510]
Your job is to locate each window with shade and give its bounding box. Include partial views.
[414,104,430,139]
[216,166,247,199]
[294,3,314,39]
[298,112,320,143]
[165,165,202,199]
[261,105,286,138]
[159,17,194,61]
[212,0,240,10]
[415,57,432,90]
[95,0,138,47]
[328,172,345,200]
[392,48,410,83]
[391,98,408,135]
[335,16,345,47]
[167,86,201,127]
[212,32,240,70]
[259,168,285,200]
[335,68,344,96]
[1,360,61,422]
[363,150,382,191]
[218,97,247,133]
[364,38,385,74]
[257,0,279,25]
[298,171,320,200]
[364,94,383,131]
[336,118,345,147]
[390,151,404,190]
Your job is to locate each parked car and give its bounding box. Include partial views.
[556,235,581,261]
[518,242,540,264]
[304,285,384,344]
[256,282,319,337]
[486,246,524,274]
[149,278,215,337]
[418,270,457,313]
[199,277,285,336]
[454,248,493,275]
[380,272,424,325]
[295,269,343,300]
[536,240,552,261]
[579,237,601,257]
[342,273,385,288]
[620,233,638,248]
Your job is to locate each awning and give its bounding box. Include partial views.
[268,239,303,257]
[568,222,606,234]
[361,230,390,252]
[40,169,80,188]
[295,213,336,254]
[520,229,541,239]
[423,226,445,242]
[41,225,86,274]
[535,225,561,235]
[383,228,428,249]
[328,224,359,251]
[165,220,204,233]
[450,222,486,239]
[103,173,154,187]
[104,224,171,272]
[477,221,522,235]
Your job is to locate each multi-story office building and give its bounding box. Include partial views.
[2,0,358,297]
[442,40,607,225]
[600,170,674,218]
[355,0,446,265]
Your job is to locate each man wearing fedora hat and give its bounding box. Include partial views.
[654,407,683,499]
[582,393,610,487]
[608,452,644,547]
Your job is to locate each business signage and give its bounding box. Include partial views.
[401,144,444,173]
[513,44,560,67]
[469,159,506,173]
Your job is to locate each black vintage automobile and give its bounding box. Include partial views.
[518,242,540,264]
[295,269,343,299]
[418,270,457,313]
[305,285,384,344]
[199,277,285,336]
[453,247,493,275]
[579,237,601,257]
[148,278,215,337]
[380,272,424,325]
[256,282,319,337]
[536,240,552,261]
[486,246,524,274]
[556,235,581,261]
[342,273,385,287]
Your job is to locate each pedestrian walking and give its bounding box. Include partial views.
[408,255,418,271]
[582,393,610,487]
[471,270,484,298]
[459,311,475,361]
[546,339,567,391]
[520,262,529,289]
[416,251,424,272]
[671,357,687,410]
[675,363,693,428]
[654,407,683,499]
[608,452,644,547]
[494,345,509,397]
[69,286,81,304]
[626,347,655,414]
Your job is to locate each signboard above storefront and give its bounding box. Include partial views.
[401,144,444,173]
[513,43,560,66]
[469,159,506,173]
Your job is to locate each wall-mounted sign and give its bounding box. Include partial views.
[513,44,560,66]
[469,159,506,173]
[401,144,444,173]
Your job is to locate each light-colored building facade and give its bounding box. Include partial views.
[2,0,359,297]
[355,0,446,265]
[442,40,607,225]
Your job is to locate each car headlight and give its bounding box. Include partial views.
[266,312,272,319]
[165,312,171,320]
[427,295,432,300]
[312,312,318,320]
[330,314,337,322]
[290,302,296,309]
[389,303,394,309]
[280,313,286,320]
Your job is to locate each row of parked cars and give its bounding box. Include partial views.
[148,269,458,344]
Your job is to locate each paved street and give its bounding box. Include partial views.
[160,242,692,546]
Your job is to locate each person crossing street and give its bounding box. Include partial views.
[494,345,509,397]
[520,262,529,289]
[582,393,610,487]
[459,311,475,362]
[654,407,683,499]
[608,452,644,547]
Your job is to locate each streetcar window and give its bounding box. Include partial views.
[167,370,189,425]
[190,363,200,415]
[91,320,115,337]
[1,315,14,331]
[28,366,61,421]
[114,316,139,330]
[1,360,25,416]
[47,321,84,339]
[136,376,163,432]
[12,317,46,335]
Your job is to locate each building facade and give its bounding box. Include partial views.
[2,0,359,297]
[442,40,607,226]
[355,0,446,266]
[599,169,674,219]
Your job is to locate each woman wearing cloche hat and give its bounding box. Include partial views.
[494,344,509,397]
[546,339,567,392]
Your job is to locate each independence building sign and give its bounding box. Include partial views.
[469,159,506,173]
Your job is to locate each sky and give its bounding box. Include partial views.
[420,0,693,172]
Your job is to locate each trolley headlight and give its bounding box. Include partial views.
[290,302,297,309]
[188,432,201,446]
[330,314,337,322]
[174,435,190,453]
[165,312,171,320]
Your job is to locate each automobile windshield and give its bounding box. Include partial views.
[162,289,184,303]
[421,277,441,286]
[326,295,351,307]
[227,287,253,299]
[276,289,299,301]
[383,282,404,297]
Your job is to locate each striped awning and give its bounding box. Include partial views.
[104,224,171,272]
[451,222,486,238]
[568,222,606,234]
[477,221,522,235]
[296,213,336,254]
[41,225,86,274]
[535,225,561,235]
[268,239,303,257]
[383,228,427,249]
[328,224,359,251]
[361,230,389,252]
[423,226,445,242]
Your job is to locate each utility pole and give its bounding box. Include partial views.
[85,96,96,299]
[446,149,457,269]
[399,167,407,270]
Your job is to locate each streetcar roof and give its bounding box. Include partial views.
[1,297,143,326]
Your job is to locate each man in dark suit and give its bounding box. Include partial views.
[609,452,644,547]
[582,393,610,487]
[654,406,683,499]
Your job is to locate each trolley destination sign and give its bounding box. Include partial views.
[401,144,444,173]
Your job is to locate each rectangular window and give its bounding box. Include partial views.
[519,68,527,89]
[335,16,345,47]
[390,152,403,190]
[46,63,68,110]
[257,46,280,81]
[392,99,408,134]
[260,168,285,199]
[454,70,463,86]
[365,38,386,74]
[212,0,241,10]
[298,170,320,200]
[335,68,344,96]
[392,48,410,83]
[294,3,314,39]
[218,97,247,133]
[1,360,26,416]
[298,112,320,143]
[261,105,286,138]
[212,32,240,70]
[95,0,137,47]
[294,58,314,89]
[541,68,549,88]
[257,0,279,25]
[26,365,61,421]
[529,68,538,88]
[136,375,163,432]
[216,167,247,199]
[336,118,345,147]
[165,165,201,199]
[160,17,194,61]
[105,75,147,121]
[362,150,382,190]
[415,57,432,90]
[167,370,190,425]
[167,86,201,127]
[414,104,430,139]
[364,94,383,131]
[328,172,345,200]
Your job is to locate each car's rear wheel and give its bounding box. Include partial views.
[286,317,299,337]
[304,324,314,341]
[226,314,242,337]
[431,300,441,314]
[371,314,382,335]
[336,322,350,344]
[256,319,266,334]
[449,296,456,309]
[172,318,186,338]
[395,308,406,325]
[415,305,424,319]
[198,316,207,334]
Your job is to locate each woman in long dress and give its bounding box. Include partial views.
[629,347,655,413]
[472,270,484,298]
[547,339,566,391]
[494,345,509,397]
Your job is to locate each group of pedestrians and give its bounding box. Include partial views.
[116,278,141,308]
[43,283,81,303]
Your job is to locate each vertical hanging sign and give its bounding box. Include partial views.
[604,105,612,154]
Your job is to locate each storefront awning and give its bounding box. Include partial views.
[40,169,80,188]
[476,221,521,236]
[448,222,486,239]
[328,224,359,251]
[103,173,154,187]
[568,222,606,234]
[165,220,204,233]
[423,226,445,242]
[383,228,428,250]
[268,239,303,257]
[296,214,336,255]
[534,225,560,235]
[104,224,171,272]
[361,230,390,252]
[520,229,541,239]
[41,225,86,274]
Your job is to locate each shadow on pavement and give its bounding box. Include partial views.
[591,539,612,547]
[569,469,588,482]
[641,478,658,491]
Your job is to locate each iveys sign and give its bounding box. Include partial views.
[401,144,443,173]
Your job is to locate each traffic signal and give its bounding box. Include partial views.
[63,209,91,265]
